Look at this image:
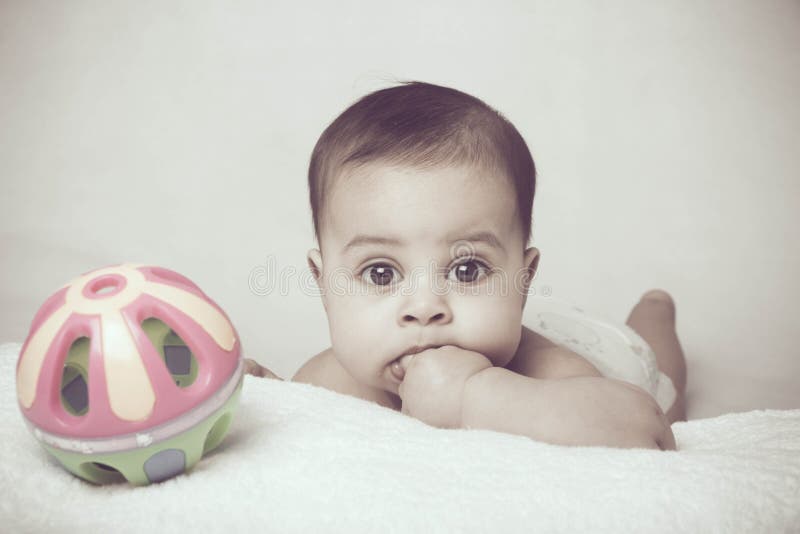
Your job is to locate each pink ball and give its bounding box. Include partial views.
[16,264,243,484]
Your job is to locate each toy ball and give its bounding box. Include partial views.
[15,264,243,485]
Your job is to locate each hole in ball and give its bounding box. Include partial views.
[60,337,90,416]
[141,318,198,388]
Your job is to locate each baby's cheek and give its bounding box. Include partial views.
[328,299,366,349]
[326,295,392,377]
[454,298,523,365]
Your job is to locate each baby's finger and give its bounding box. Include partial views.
[244,358,260,375]
[399,353,415,371]
[657,424,678,451]
[259,368,282,380]
[244,358,282,380]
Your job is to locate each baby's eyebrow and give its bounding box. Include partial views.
[344,235,402,251]
[449,231,506,254]
[342,231,505,254]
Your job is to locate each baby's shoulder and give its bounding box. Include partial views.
[292,348,335,384]
[292,349,400,410]
[507,326,603,380]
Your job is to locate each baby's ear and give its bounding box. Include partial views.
[524,247,540,280]
[307,249,328,311]
[307,248,323,282]
[521,247,540,308]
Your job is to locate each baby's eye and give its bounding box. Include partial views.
[448,259,491,284]
[360,263,401,287]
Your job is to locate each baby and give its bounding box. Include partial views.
[246,81,687,450]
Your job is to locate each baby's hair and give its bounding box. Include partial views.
[308,81,537,247]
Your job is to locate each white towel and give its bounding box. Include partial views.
[1,342,798,533]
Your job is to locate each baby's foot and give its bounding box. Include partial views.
[642,288,673,304]
[631,289,676,325]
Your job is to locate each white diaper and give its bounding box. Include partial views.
[526,296,677,414]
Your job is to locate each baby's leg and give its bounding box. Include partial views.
[625,289,688,423]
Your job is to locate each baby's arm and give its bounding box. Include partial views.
[398,343,675,450]
[504,328,677,448]
[461,367,676,450]
[469,329,673,449]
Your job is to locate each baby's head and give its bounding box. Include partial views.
[306,81,540,394]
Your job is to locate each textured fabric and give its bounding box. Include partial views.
[1,342,799,533]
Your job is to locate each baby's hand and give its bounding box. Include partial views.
[535,376,676,450]
[398,345,492,428]
[244,358,282,380]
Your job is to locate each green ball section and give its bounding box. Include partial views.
[43,377,242,485]
[139,317,200,388]
[59,318,200,416]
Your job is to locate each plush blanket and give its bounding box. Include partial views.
[1,342,798,533]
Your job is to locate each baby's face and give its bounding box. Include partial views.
[308,162,539,394]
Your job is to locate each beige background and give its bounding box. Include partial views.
[1,0,798,420]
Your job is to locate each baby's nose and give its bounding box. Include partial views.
[399,296,452,326]
[401,309,449,326]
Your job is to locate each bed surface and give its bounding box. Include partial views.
[1,342,798,533]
